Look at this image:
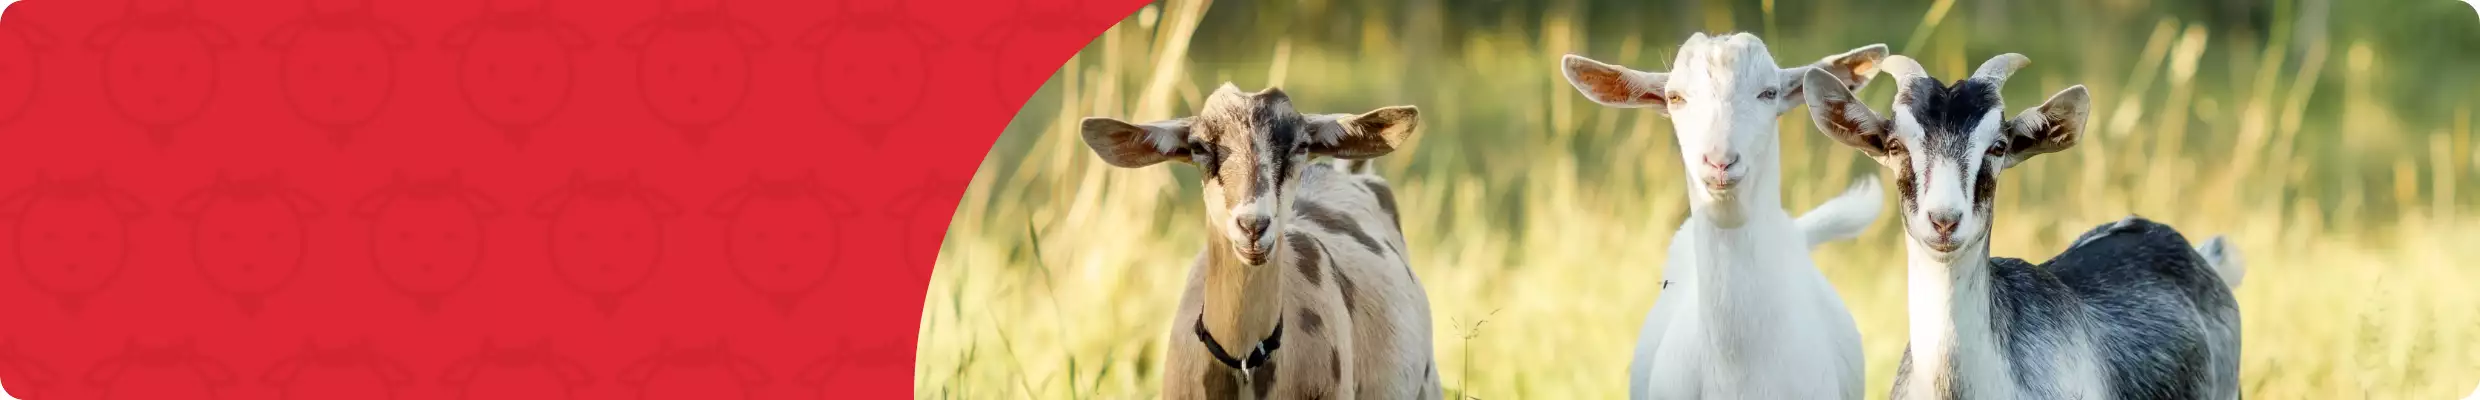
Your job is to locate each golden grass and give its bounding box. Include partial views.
[917,1,2480,398]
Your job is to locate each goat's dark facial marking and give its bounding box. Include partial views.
[1102,85,1430,400]
[1804,54,2089,257]
[1817,56,2229,400]
[1888,76,2008,248]
[1190,90,1310,212]
[1078,84,1419,266]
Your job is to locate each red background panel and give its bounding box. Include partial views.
[0,0,1143,397]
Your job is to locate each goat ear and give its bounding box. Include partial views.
[2000,85,2090,168]
[375,358,416,386]
[15,24,58,51]
[617,20,659,50]
[1802,68,1896,161]
[1780,43,1887,113]
[1078,117,1192,168]
[1559,55,1670,112]
[1815,44,1889,92]
[1307,106,1420,160]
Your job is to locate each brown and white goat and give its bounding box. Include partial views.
[1080,84,1439,399]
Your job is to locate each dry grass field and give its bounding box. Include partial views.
[917,0,2480,398]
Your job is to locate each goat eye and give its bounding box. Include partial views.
[1757,89,1779,101]
[1985,142,2007,158]
[1667,92,1687,106]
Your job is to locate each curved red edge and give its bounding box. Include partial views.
[0,0,1151,398]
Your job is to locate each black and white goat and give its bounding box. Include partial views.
[1801,53,2247,399]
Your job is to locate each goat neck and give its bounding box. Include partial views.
[1681,179,1796,373]
[1900,236,2005,397]
[1200,228,1287,355]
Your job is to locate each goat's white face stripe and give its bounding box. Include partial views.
[1931,109,2004,216]
[1921,160,1968,216]
[1891,105,1930,186]
[1890,106,2004,215]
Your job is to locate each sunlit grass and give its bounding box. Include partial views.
[917,0,2480,398]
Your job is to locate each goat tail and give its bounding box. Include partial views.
[1795,174,1885,249]
[1332,158,1378,175]
[2196,235,2246,288]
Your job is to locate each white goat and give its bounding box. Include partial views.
[1803,53,2246,399]
[1561,33,1887,399]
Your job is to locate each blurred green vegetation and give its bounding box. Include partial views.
[924,0,2480,398]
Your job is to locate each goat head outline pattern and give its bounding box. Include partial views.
[262,338,416,399]
[263,0,414,146]
[531,170,680,317]
[801,1,942,147]
[709,171,857,316]
[0,19,55,128]
[441,0,591,147]
[798,337,910,396]
[353,170,500,314]
[174,170,325,316]
[86,0,234,147]
[620,0,767,147]
[0,338,59,400]
[441,338,593,399]
[977,0,1107,106]
[619,338,769,399]
[886,172,967,280]
[85,338,237,400]
[2,171,148,314]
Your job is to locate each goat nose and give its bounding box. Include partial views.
[1927,211,1961,236]
[1702,153,1740,170]
[1236,215,1271,241]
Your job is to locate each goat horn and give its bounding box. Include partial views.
[1212,82,1245,97]
[1972,53,2031,86]
[1879,55,1930,81]
[1879,55,1931,101]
